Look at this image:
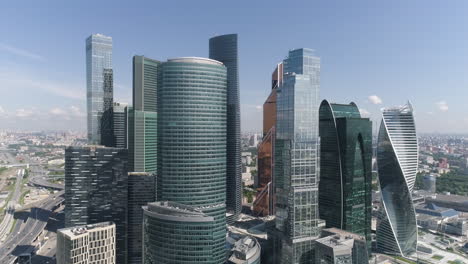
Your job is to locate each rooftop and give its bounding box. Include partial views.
[167,57,223,66]
[58,221,115,238]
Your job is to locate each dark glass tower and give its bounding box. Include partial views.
[129,56,160,173]
[209,34,242,223]
[101,102,128,148]
[127,172,156,264]
[318,100,372,253]
[156,57,227,263]
[64,145,128,264]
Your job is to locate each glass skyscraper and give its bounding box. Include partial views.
[64,146,128,264]
[274,48,321,263]
[318,100,372,254]
[253,62,282,216]
[128,56,160,173]
[86,34,113,144]
[127,172,156,264]
[376,102,418,257]
[154,57,227,263]
[209,34,242,223]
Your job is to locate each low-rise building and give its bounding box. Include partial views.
[228,236,261,264]
[316,228,369,264]
[56,221,115,264]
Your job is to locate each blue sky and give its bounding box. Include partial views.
[0,0,467,133]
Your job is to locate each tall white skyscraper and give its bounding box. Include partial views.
[86,33,113,144]
[376,102,418,257]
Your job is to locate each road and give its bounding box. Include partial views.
[0,191,64,263]
[0,169,24,241]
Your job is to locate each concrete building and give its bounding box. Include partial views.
[228,236,261,264]
[426,194,468,212]
[316,228,369,264]
[57,222,116,264]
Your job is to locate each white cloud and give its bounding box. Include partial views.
[69,106,86,117]
[0,106,4,114]
[15,108,35,118]
[49,107,67,116]
[436,101,448,112]
[255,105,262,110]
[0,43,44,61]
[359,108,370,117]
[368,95,382,105]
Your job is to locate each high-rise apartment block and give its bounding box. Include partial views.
[253,62,283,216]
[127,172,156,264]
[209,34,242,223]
[318,100,372,253]
[57,222,116,264]
[376,102,418,257]
[128,56,159,173]
[273,48,321,263]
[86,34,113,144]
[65,146,128,264]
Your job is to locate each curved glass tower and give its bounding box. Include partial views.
[209,34,242,223]
[318,100,372,254]
[157,57,227,263]
[142,202,216,264]
[376,102,418,257]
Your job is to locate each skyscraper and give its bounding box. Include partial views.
[253,62,283,216]
[86,34,113,144]
[376,102,418,257]
[57,222,116,264]
[127,172,156,264]
[113,102,128,148]
[274,48,321,263]
[209,34,242,223]
[142,201,217,264]
[128,56,160,173]
[65,146,128,264]
[318,100,372,253]
[101,102,128,148]
[156,57,227,263]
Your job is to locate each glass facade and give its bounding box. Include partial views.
[318,100,372,254]
[209,34,242,223]
[274,48,321,263]
[64,146,128,264]
[142,202,216,264]
[129,56,160,173]
[86,34,112,144]
[253,63,282,216]
[157,57,227,263]
[128,172,156,264]
[376,103,418,257]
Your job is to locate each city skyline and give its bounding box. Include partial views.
[1,1,468,133]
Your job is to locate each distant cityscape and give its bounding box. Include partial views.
[1,32,468,264]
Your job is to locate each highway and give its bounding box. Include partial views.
[0,191,64,263]
[0,169,24,241]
